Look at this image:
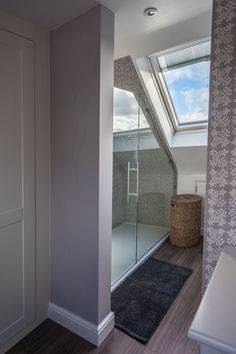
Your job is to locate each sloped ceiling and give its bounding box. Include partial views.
[0,0,212,57]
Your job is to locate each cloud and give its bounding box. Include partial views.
[163,60,210,124]
[113,88,149,132]
[179,112,208,123]
[113,115,138,131]
[194,61,211,85]
[179,87,209,123]
[200,89,209,104]
[114,88,138,117]
[164,61,210,86]
[181,87,209,110]
[164,67,193,84]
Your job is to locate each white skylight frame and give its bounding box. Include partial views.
[149,37,211,132]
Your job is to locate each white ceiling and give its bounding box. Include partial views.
[0,0,213,57]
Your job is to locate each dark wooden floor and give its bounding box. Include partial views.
[8,241,202,354]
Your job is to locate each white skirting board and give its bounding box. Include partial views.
[48,303,114,346]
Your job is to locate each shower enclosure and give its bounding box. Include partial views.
[112,87,176,285]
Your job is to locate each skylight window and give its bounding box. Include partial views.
[163,61,210,124]
[153,40,211,130]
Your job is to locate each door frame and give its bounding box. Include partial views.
[0,11,50,354]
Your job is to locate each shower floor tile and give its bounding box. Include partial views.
[111,222,169,284]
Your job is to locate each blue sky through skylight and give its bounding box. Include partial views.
[163,60,210,124]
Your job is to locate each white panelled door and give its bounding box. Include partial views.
[0,29,35,345]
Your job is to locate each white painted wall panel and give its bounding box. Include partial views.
[0,223,23,332]
[0,28,35,347]
[0,41,22,214]
[0,11,50,354]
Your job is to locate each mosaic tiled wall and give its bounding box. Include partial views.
[112,149,175,228]
[204,0,236,287]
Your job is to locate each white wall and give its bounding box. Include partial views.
[117,10,212,59]
[171,146,207,194]
[171,146,207,234]
[50,4,114,346]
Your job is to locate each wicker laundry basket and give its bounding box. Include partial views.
[170,194,202,247]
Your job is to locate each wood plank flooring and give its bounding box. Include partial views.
[7,241,202,354]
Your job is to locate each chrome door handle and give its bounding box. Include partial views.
[127,162,139,203]
[127,162,130,203]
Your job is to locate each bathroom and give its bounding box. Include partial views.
[111,39,210,287]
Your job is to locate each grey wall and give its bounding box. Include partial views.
[51,5,114,325]
[204,0,236,287]
[138,149,174,227]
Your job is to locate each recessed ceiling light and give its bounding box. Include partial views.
[144,7,158,17]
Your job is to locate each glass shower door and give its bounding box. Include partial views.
[112,88,176,285]
[112,88,139,284]
[137,107,176,260]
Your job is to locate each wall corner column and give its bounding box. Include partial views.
[50,4,114,346]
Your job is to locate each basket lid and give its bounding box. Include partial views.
[171,194,202,203]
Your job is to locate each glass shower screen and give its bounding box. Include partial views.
[112,87,175,285]
[112,88,139,284]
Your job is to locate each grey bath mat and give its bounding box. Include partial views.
[111,257,192,343]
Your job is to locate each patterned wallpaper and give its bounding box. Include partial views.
[204,0,236,287]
